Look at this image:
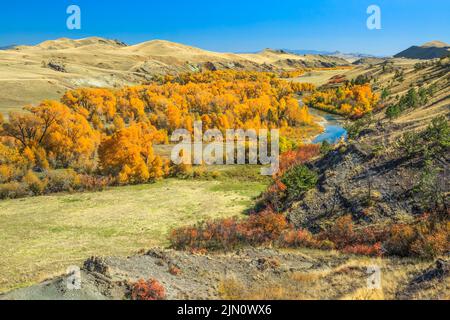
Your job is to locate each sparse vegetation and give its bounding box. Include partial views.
[130,278,166,300]
[344,113,373,140]
[386,86,436,119]
[397,115,449,160]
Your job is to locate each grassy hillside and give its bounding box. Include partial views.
[0,37,349,115]
[0,166,269,293]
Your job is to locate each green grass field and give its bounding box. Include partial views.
[0,166,269,293]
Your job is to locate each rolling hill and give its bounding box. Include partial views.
[0,37,350,114]
[394,41,450,60]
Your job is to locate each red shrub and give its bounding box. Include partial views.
[131,279,166,301]
[320,215,356,248]
[259,145,320,212]
[279,229,334,250]
[169,209,289,251]
[383,224,416,257]
[168,265,182,276]
[243,209,290,243]
[276,145,320,178]
[342,243,382,257]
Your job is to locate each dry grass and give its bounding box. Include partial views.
[217,253,437,300]
[0,176,267,293]
[290,69,349,86]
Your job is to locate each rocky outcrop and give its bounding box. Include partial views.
[287,138,447,230]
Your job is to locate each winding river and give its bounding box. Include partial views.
[309,107,348,144]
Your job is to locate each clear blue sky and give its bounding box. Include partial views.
[0,0,449,55]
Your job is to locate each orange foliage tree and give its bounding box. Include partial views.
[98,123,168,184]
[304,84,380,118]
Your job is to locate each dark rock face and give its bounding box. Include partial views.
[286,140,446,230]
[202,61,218,71]
[46,60,67,73]
[412,259,449,284]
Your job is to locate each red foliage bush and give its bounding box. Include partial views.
[168,265,182,276]
[243,209,289,243]
[278,229,334,250]
[170,205,447,259]
[275,145,321,178]
[131,278,166,301]
[342,243,382,257]
[382,214,449,259]
[260,145,320,212]
[383,224,416,257]
[169,209,289,251]
[320,215,356,248]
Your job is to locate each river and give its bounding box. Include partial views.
[308,107,348,144]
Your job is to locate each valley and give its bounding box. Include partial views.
[0,37,448,301]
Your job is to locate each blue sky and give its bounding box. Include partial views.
[0,0,449,55]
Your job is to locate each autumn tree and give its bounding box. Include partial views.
[62,88,117,122]
[98,123,167,184]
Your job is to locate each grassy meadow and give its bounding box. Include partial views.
[0,165,269,292]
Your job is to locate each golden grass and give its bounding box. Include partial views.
[290,69,349,86]
[217,253,436,300]
[0,176,267,293]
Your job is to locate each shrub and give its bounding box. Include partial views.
[423,115,450,157]
[169,217,242,251]
[168,265,182,276]
[321,215,355,248]
[169,210,289,251]
[45,169,80,193]
[130,278,166,301]
[0,182,28,199]
[77,174,112,192]
[383,215,448,259]
[278,229,334,250]
[344,114,373,139]
[244,210,290,243]
[386,104,401,119]
[410,227,448,260]
[169,203,447,259]
[259,181,287,212]
[342,243,382,257]
[397,116,449,161]
[276,145,320,178]
[408,218,449,259]
[281,165,318,200]
[22,170,46,195]
[397,131,423,157]
[319,216,388,254]
[320,141,333,155]
[384,224,415,256]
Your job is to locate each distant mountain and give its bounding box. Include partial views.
[394,41,450,60]
[283,49,335,56]
[0,45,16,50]
[283,49,378,62]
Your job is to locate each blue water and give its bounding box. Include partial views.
[309,108,348,144]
